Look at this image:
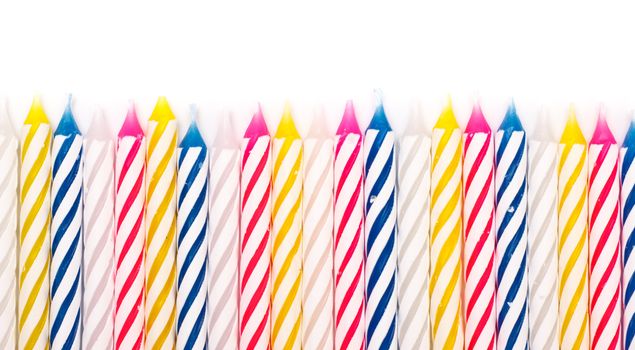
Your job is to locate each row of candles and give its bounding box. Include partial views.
[0,94,632,350]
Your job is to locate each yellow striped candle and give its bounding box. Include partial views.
[557,108,589,349]
[146,96,178,348]
[18,97,51,350]
[271,104,303,350]
[430,100,463,350]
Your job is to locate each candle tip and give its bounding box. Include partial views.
[149,96,176,122]
[55,95,82,136]
[307,105,330,138]
[181,117,207,149]
[403,100,427,136]
[119,102,144,138]
[465,102,490,133]
[367,101,392,131]
[532,107,556,141]
[244,104,270,138]
[623,118,635,147]
[0,98,15,136]
[24,95,50,125]
[499,100,524,132]
[560,106,586,145]
[336,100,361,136]
[434,98,459,130]
[275,102,301,139]
[590,108,616,145]
[86,109,112,140]
[213,112,239,148]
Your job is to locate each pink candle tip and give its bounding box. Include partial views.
[336,100,361,135]
[244,104,270,138]
[464,103,490,133]
[118,102,144,138]
[590,111,616,144]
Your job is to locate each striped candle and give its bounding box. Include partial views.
[396,107,431,349]
[334,101,365,350]
[271,104,303,350]
[240,107,272,350]
[430,100,463,350]
[145,96,178,349]
[50,98,83,350]
[622,119,635,350]
[0,99,18,350]
[301,113,334,350]
[208,115,240,349]
[494,102,529,349]
[364,101,397,350]
[526,111,559,350]
[115,104,146,350]
[83,111,116,350]
[588,112,622,349]
[19,97,51,350]
[176,112,209,350]
[558,109,589,349]
[462,103,496,350]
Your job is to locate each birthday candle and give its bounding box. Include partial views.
[588,111,622,349]
[558,108,589,349]
[50,97,83,350]
[495,102,529,349]
[82,110,116,350]
[115,104,146,350]
[0,99,18,349]
[145,96,178,349]
[430,100,463,350]
[19,97,51,350]
[240,106,271,350]
[462,103,496,350]
[396,105,431,349]
[176,107,208,350]
[208,115,240,349]
[333,101,365,350]
[364,99,397,350]
[526,111,559,350]
[621,119,635,350]
[271,104,303,350]
[301,111,334,350]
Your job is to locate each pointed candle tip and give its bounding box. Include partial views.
[307,106,330,138]
[86,109,112,140]
[532,108,556,141]
[367,102,392,131]
[180,119,207,149]
[149,96,176,122]
[590,110,616,144]
[55,98,81,136]
[337,100,361,135]
[244,106,270,138]
[119,102,144,138]
[560,107,586,145]
[275,103,301,139]
[465,103,490,133]
[623,119,635,147]
[434,100,459,130]
[403,103,426,136]
[214,113,239,148]
[24,95,50,125]
[0,98,15,136]
[499,102,524,132]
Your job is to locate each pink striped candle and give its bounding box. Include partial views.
[462,103,496,350]
[588,111,622,350]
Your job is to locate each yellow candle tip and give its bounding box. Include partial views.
[24,96,49,125]
[560,107,586,144]
[434,100,459,129]
[149,96,176,122]
[275,103,300,139]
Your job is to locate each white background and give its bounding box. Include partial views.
[1,1,635,142]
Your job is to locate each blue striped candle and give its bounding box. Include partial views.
[363,100,397,350]
[622,119,635,350]
[176,109,209,350]
[494,102,529,349]
[50,97,83,350]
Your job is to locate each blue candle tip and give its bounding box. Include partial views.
[499,102,524,132]
[55,104,81,136]
[624,120,635,147]
[367,103,392,131]
[180,120,207,149]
